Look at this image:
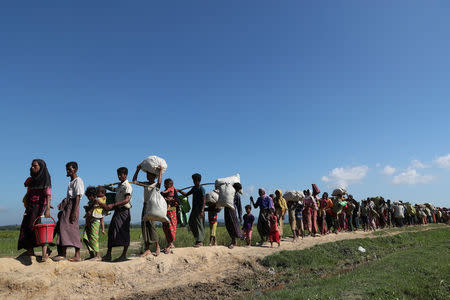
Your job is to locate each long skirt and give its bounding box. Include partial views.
[188,211,205,243]
[57,198,82,248]
[163,209,177,244]
[82,218,100,253]
[303,208,318,234]
[275,208,284,237]
[224,207,242,239]
[18,190,46,250]
[318,211,327,235]
[108,208,130,248]
[257,209,270,242]
[288,208,296,233]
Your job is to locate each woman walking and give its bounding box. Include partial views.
[273,190,287,238]
[18,159,52,261]
[251,188,274,245]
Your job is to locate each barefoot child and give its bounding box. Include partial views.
[206,203,220,246]
[295,200,305,239]
[161,178,177,254]
[242,205,255,246]
[268,208,280,248]
[82,186,105,260]
[101,167,132,262]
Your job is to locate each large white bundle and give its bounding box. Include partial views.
[141,156,168,176]
[215,173,240,189]
[332,187,347,197]
[205,190,219,206]
[142,186,169,223]
[284,190,304,202]
[216,183,235,209]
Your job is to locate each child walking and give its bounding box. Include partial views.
[295,201,305,239]
[161,178,177,254]
[268,209,280,248]
[206,203,220,246]
[242,205,255,246]
[82,186,105,260]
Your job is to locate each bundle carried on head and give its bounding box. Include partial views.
[283,190,304,202]
[332,187,347,197]
[215,173,241,209]
[141,155,168,175]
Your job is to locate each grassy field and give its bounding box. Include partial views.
[254,225,450,300]
[0,223,294,258]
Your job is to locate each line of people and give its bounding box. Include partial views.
[18,159,449,263]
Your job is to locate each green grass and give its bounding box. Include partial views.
[254,227,450,300]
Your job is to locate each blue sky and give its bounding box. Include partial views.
[1,1,449,225]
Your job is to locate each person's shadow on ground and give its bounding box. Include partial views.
[15,252,33,266]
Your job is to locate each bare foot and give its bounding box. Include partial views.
[154,246,161,256]
[40,254,49,263]
[140,250,151,257]
[193,242,203,248]
[228,244,234,249]
[68,257,81,262]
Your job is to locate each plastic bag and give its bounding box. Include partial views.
[215,174,240,189]
[141,156,168,176]
[216,183,235,209]
[142,186,169,223]
[206,190,219,206]
[284,190,304,202]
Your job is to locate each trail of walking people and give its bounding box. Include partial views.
[0,224,445,300]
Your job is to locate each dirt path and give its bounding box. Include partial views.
[0,225,443,300]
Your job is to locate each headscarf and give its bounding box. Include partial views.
[29,159,51,189]
[275,189,288,214]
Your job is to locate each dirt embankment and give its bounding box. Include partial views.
[0,226,441,300]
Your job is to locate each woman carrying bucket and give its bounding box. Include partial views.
[18,159,52,262]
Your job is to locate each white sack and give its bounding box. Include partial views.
[284,190,304,202]
[216,183,235,209]
[205,190,219,206]
[332,187,347,197]
[142,186,169,223]
[215,173,240,189]
[141,156,168,176]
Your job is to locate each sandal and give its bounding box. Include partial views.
[52,256,66,262]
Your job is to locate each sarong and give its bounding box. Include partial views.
[224,207,242,239]
[82,219,100,252]
[108,208,130,248]
[57,198,82,248]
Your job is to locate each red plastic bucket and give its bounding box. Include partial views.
[33,216,56,245]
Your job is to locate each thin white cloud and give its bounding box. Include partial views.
[392,169,433,185]
[381,165,396,176]
[321,165,369,188]
[409,159,429,169]
[0,206,7,213]
[242,185,256,197]
[375,163,381,167]
[434,154,450,169]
